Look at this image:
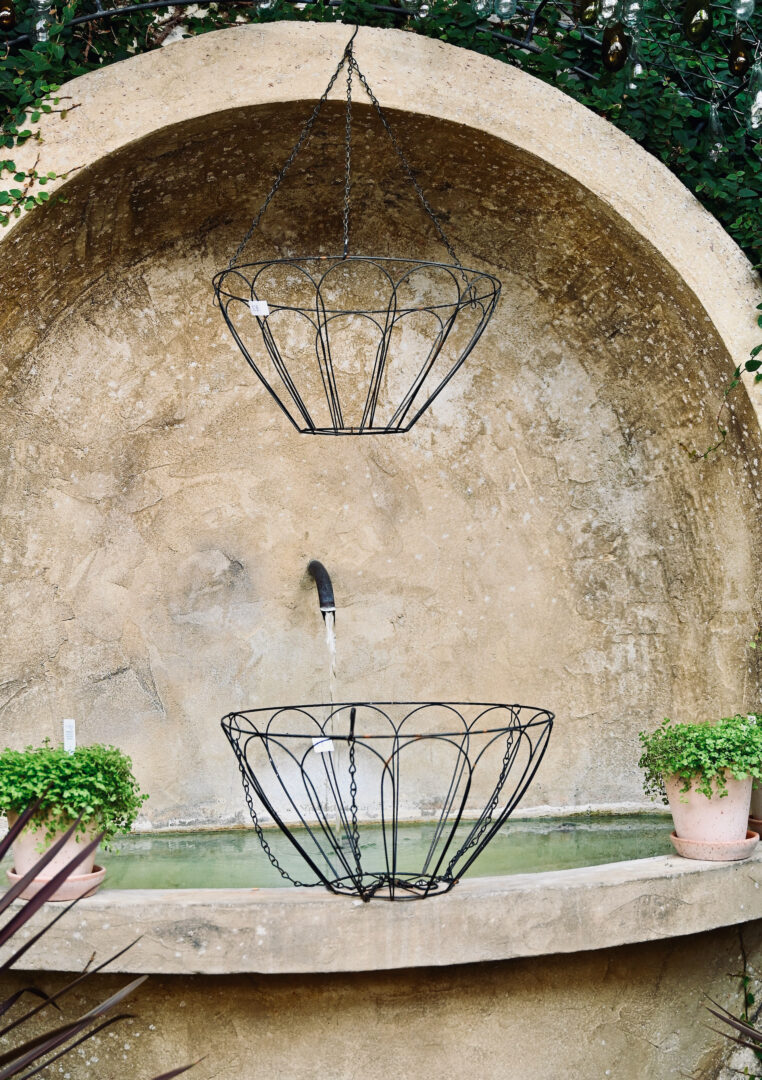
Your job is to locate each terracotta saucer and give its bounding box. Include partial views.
[669,829,759,862]
[749,816,762,834]
[6,865,106,902]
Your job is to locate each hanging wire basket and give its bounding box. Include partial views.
[222,701,553,901]
[212,28,501,434]
[213,256,500,434]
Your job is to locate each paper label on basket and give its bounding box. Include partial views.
[312,737,334,754]
[63,718,76,754]
[248,299,270,318]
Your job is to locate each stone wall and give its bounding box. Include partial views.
[8,922,762,1079]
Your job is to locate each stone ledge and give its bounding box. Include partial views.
[5,851,762,975]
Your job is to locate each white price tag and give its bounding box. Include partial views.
[248,299,270,318]
[312,737,334,754]
[62,718,76,754]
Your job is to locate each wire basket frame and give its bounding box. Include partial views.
[221,701,554,901]
[213,29,502,434]
[213,256,501,434]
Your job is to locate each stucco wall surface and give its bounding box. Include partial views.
[6,923,762,1079]
[0,25,760,827]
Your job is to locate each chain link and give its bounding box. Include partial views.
[347,710,361,864]
[228,26,464,270]
[228,30,357,269]
[444,730,516,877]
[234,739,314,888]
[349,56,462,268]
[343,40,353,257]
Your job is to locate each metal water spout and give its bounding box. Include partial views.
[307,560,335,620]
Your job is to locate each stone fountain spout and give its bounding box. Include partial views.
[307,560,335,620]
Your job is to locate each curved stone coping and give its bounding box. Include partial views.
[7,851,762,975]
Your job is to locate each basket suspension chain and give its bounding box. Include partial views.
[227,26,465,271]
[234,742,313,888]
[444,730,516,877]
[228,28,358,269]
[343,36,353,258]
[347,708,361,868]
[350,56,462,269]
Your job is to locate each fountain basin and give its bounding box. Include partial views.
[98,815,673,890]
[3,840,762,976]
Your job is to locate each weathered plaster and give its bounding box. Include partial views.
[5,23,762,390]
[3,923,760,1079]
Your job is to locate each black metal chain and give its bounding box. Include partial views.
[228,25,463,269]
[233,741,315,888]
[228,29,357,269]
[343,36,354,257]
[444,729,516,877]
[347,708,361,864]
[349,55,462,268]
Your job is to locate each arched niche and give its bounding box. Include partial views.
[0,24,760,825]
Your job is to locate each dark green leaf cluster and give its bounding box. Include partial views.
[638,714,762,803]
[0,740,147,846]
[551,53,762,272]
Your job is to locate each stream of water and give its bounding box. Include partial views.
[324,609,336,706]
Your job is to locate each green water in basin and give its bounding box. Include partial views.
[97,815,674,890]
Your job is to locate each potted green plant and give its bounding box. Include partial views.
[0,741,147,900]
[638,715,762,861]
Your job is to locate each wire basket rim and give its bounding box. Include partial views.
[213,254,502,316]
[222,699,554,899]
[222,701,555,740]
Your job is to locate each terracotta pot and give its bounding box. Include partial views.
[7,814,102,901]
[665,772,752,844]
[670,828,758,861]
[6,863,106,901]
[750,780,762,821]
